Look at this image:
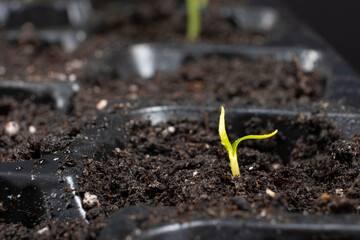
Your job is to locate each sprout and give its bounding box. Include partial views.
[186,0,208,42]
[218,106,278,177]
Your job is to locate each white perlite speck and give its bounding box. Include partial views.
[4,121,19,136]
[29,125,36,134]
[167,126,175,133]
[83,192,100,208]
[266,188,276,198]
[69,74,77,82]
[36,226,49,235]
[96,99,108,111]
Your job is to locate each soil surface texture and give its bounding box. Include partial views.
[0,41,325,166]
[114,55,325,105]
[78,113,359,235]
[2,106,359,239]
[0,1,355,239]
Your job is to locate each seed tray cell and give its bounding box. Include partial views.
[94,104,360,239]
[92,43,358,108]
[1,101,360,236]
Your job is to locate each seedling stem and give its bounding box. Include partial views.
[219,106,278,177]
[186,0,208,42]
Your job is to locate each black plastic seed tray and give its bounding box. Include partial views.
[0,0,96,51]
[2,101,360,235]
[88,42,358,108]
[112,44,330,79]
[1,0,360,238]
[94,104,360,239]
[242,0,341,51]
[100,206,360,240]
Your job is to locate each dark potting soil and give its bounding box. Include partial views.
[0,0,297,166]
[116,55,325,105]
[76,112,360,233]
[0,36,335,240]
[0,98,76,163]
[0,50,325,164]
[0,41,325,108]
[2,106,359,239]
[0,2,347,239]
[0,40,337,240]
[0,85,110,163]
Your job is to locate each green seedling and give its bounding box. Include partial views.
[218,106,278,177]
[186,0,208,42]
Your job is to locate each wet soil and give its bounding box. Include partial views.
[0,99,355,239]
[78,113,360,234]
[0,36,343,240]
[0,40,325,163]
[0,1,355,239]
[112,55,325,105]
[2,102,359,239]
[0,85,113,163]
[4,110,354,239]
